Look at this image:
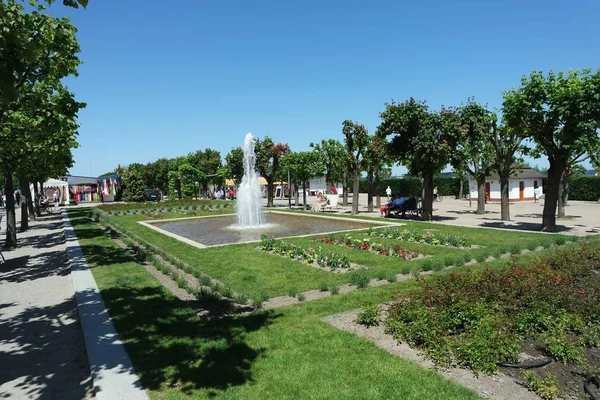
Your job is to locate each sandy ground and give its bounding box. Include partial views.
[0,208,94,399]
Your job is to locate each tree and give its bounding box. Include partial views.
[378,98,461,221]
[503,69,600,231]
[281,151,325,209]
[362,134,389,212]
[342,120,369,215]
[453,99,497,215]
[309,139,348,204]
[121,163,146,202]
[225,147,244,184]
[255,137,290,207]
[490,124,528,221]
[1,1,83,248]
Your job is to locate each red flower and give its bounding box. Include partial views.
[347,244,353,248]
[554,275,560,282]
[515,268,523,276]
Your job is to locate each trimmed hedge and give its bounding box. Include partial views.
[349,176,467,198]
[568,176,600,201]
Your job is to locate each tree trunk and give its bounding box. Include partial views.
[33,181,41,217]
[476,176,486,215]
[266,181,274,207]
[302,181,307,210]
[3,172,17,249]
[375,168,381,208]
[24,179,35,220]
[352,168,360,215]
[499,174,510,221]
[422,174,434,221]
[342,170,349,206]
[557,169,568,218]
[366,166,373,212]
[458,176,464,200]
[542,162,565,232]
[19,177,29,232]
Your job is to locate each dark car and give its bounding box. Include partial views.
[144,189,161,202]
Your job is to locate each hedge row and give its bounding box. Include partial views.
[348,177,468,198]
[568,176,600,201]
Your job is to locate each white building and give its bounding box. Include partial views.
[469,168,545,202]
[308,177,343,196]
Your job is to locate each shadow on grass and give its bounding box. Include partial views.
[99,285,280,396]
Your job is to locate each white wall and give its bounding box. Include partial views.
[469,178,543,200]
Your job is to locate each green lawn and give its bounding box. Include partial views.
[98,208,573,299]
[70,208,482,399]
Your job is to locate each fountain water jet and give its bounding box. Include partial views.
[236,133,267,227]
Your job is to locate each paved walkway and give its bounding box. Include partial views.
[273,194,600,236]
[0,209,94,399]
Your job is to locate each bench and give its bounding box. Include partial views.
[386,198,422,219]
[321,194,340,212]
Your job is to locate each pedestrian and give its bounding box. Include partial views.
[15,191,21,207]
[433,186,438,201]
[53,190,60,210]
[534,186,541,203]
[385,186,392,201]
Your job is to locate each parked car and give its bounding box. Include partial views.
[144,189,161,202]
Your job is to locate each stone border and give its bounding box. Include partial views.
[62,210,148,400]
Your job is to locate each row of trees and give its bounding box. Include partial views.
[1,0,86,248]
[376,69,600,231]
[117,69,599,233]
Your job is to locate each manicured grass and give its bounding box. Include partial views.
[69,208,481,399]
[100,208,574,298]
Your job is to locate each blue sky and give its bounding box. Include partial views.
[57,0,600,177]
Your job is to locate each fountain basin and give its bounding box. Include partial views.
[140,212,398,248]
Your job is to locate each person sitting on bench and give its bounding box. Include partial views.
[385,194,417,218]
[383,195,408,217]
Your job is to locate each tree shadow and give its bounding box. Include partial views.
[0,251,72,283]
[16,231,66,249]
[480,221,573,233]
[447,209,500,215]
[0,296,93,399]
[93,285,280,396]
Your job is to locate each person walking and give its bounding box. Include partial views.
[433,186,438,201]
[53,190,60,211]
[385,186,392,201]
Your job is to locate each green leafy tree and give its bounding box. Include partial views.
[0,1,83,247]
[489,124,528,221]
[281,151,326,209]
[363,133,390,211]
[453,99,497,214]
[503,69,600,231]
[378,98,461,221]
[225,147,244,184]
[309,139,348,204]
[121,163,146,202]
[255,137,290,207]
[342,120,369,215]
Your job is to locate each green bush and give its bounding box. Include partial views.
[357,305,380,327]
[350,272,370,289]
[568,176,600,201]
[348,176,467,198]
[522,371,561,400]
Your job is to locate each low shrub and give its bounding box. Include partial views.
[350,272,370,289]
[357,304,380,327]
[319,281,329,292]
[522,371,561,400]
[329,284,340,295]
[297,293,306,302]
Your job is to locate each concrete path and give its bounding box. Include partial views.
[0,208,94,399]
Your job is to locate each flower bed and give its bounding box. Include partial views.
[315,234,420,260]
[383,239,600,397]
[366,227,471,248]
[259,236,352,271]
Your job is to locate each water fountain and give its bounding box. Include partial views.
[236,133,266,227]
[148,133,388,247]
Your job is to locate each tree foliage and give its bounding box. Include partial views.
[255,137,290,207]
[503,69,600,231]
[378,98,461,220]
